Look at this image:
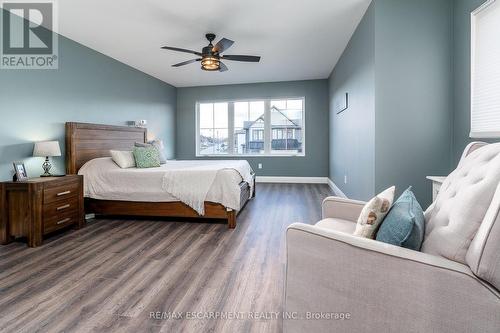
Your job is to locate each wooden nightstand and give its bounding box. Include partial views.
[0,175,84,247]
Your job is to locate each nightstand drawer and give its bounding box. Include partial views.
[44,182,79,204]
[43,196,79,218]
[44,210,79,234]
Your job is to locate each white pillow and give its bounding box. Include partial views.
[353,186,395,239]
[110,150,136,168]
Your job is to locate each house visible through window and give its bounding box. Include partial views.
[197,98,305,156]
[470,0,500,138]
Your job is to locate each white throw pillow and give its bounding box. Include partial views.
[354,186,395,239]
[110,150,136,168]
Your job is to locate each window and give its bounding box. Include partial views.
[270,99,303,154]
[198,102,229,154]
[471,0,500,138]
[234,101,265,154]
[196,98,305,156]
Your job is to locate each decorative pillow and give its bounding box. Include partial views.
[376,187,425,250]
[133,146,161,168]
[135,140,167,164]
[110,150,135,168]
[353,186,395,239]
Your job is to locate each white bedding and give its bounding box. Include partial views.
[78,157,254,214]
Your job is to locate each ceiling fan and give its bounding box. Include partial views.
[161,33,261,72]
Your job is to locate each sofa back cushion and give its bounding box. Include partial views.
[466,182,500,290]
[422,143,500,264]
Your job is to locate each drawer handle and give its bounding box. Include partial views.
[57,218,71,225]
[56,204,71,211]
[57,190,71,196]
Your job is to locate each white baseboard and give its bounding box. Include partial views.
[255,176,329,184]
[327,178,348,198]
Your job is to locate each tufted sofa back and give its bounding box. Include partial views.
[422,142,500,278]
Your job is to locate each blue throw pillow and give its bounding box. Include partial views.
[376,187,425,251]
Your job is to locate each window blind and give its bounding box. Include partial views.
[470,0,500,138]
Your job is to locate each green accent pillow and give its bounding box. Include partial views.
[376,187,425,251]
[133,146,161,168]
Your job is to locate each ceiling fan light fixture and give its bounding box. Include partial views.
[162,33,261,72]
[201,56,220,71]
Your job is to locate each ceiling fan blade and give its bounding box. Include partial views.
[161,46,202,56]
[172,58,201,67]
[212,38,234,53]
[219,62,228,72]
[222,55,261,62]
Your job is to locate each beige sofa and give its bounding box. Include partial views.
[284,142,500,333]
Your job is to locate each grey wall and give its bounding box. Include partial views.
[328,0,454,207]
[453,0,491,164]
[0,13,176,180]
[374,0,454,207]
[328,2,375,200]
[176,80,329,177]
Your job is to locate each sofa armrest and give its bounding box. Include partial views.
[321,196,365,220]
[284,223,500,333]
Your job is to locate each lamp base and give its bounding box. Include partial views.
[41,157,52,177]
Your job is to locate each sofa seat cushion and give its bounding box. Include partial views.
[315,218,356,234]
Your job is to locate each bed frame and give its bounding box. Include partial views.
[65,122,254,228]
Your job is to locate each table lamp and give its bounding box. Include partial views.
[33,141,62,177]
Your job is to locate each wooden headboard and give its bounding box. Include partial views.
[65,122,147,174]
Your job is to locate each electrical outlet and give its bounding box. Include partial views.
[344,175,348,184]
[258,163,263,169]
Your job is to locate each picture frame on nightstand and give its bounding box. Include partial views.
[12,162,28,181]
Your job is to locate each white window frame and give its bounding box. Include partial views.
[195,97,306,157]
[470,0,500,138]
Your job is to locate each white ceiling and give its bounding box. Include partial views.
[57,0,371,87]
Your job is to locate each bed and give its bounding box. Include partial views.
[65,122,255,228]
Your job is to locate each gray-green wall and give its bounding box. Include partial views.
[374,0,454,207]
[176,80,329,177]
[329,2,375,199]
[0,13,176,180]
[329,0,454,207]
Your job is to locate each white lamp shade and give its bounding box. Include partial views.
[33,141,62,157]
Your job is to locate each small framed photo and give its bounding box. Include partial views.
[13,162,28,181]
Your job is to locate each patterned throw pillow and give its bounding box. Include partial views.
[135,140,167,164]
[133,146,161,168]
[354,186,395,239]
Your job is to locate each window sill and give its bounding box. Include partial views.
[470,131,500,139]
[195,154,306,158]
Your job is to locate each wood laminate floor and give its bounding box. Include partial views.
[0,183,332,333]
